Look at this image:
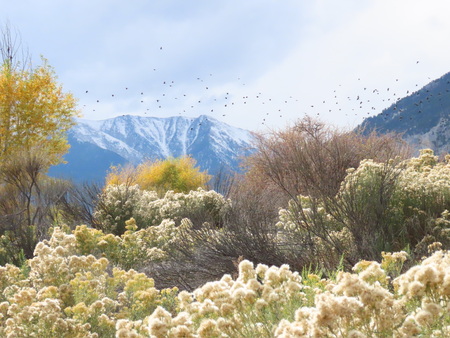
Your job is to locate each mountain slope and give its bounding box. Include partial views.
[50,115,254,182]
[358,72,450,155]
[47,134,129,182]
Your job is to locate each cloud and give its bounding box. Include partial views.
[235,0,450,130]
[2,0,450,131]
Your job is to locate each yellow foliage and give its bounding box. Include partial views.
[106,156,210,195]
[105,163,136,187]
[0,58,79,166]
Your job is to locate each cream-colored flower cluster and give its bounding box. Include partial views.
[95,185,231,232]
[276,195,357,269]
[340,158,399,193]
[275,250,450,337]
[75,217,183,270]
[115,251,450,337]
[336,150,450,220]
[137,188,231,226]
[1,223,450,337]
[398,149,450,206]
[142,259,314,337]
[0,227,179,337]
[94,184,157,233]
[276,149,450,270]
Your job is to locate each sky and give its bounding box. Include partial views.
[2,0,450,132]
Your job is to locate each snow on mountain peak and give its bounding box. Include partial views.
[71,115,255,174]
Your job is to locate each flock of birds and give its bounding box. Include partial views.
[79,49,450,129]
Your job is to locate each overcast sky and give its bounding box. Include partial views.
[2,0,450,132]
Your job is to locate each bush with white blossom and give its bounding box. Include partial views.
[94,186,231,235]
[0,225,449,337]
[0,149,449,336]
[276,149,450,267]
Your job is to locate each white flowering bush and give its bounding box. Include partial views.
[2,147,450,336]
[276,195,355,270]
[94,185,231,234]
[125,250,450,337]
[0,227,179,337]
[395,150,450,252]
[93,184,158,235]
[274,249,450,337]
[1,221,450,336]
[74,217,194,270]
[276,149,450,267]
[136,188,231,227]
[341,149,449,258]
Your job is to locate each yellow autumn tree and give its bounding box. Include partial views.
[106,157,211,195]
[0,26,79,166]
[0,24,80,264]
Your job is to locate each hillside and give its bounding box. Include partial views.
[358,72,450,155]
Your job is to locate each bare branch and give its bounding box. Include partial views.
[0,22,31,70]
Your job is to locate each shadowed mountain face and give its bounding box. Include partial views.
[358,72,450,156]
[49,115,255,183]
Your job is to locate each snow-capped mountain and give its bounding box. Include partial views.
[49,115,255,182]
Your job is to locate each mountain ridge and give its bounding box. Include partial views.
[49,115,255,183]
[358,72,450,156]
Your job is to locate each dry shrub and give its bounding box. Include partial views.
[217,117,413,271]
[0,147,71,263]
[143,118,413,288]
[247,116,411,200]
[144,173,300,291]
[55,181,102,228]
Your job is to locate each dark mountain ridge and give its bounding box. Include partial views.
[358,72,450,155]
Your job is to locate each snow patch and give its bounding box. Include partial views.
[72,114,254,172]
